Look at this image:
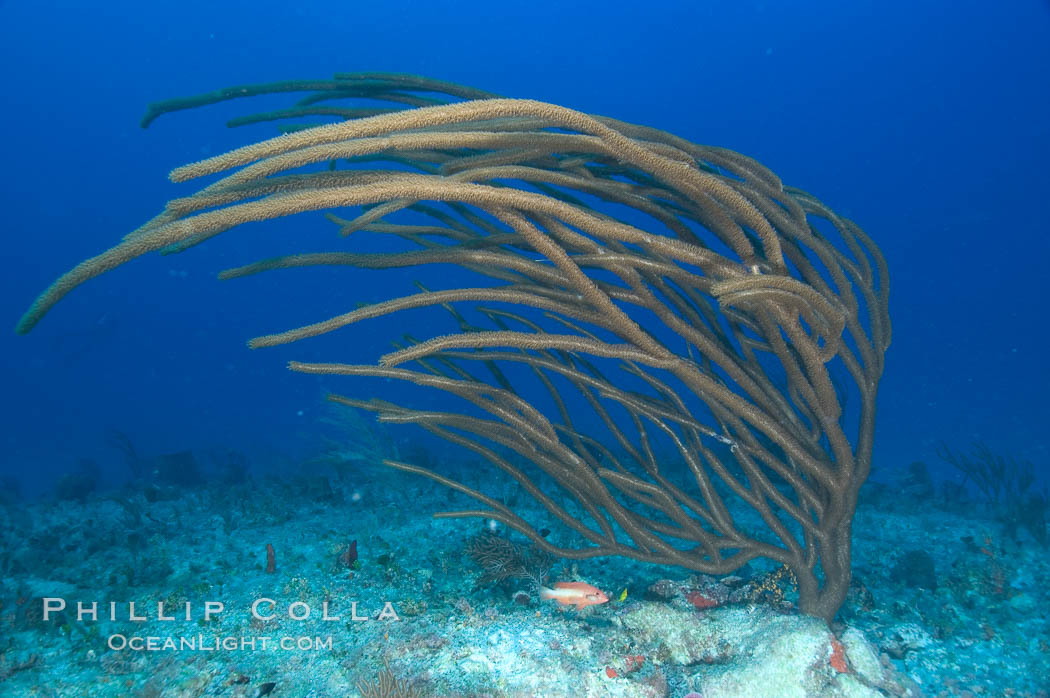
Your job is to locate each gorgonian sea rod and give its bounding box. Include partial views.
[18,73,890,622]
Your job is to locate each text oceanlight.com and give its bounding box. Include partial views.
[107,634,334,652]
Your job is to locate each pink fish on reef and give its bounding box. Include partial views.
[540,582,609,610]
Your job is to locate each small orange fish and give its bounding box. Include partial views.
[540,582,609,610]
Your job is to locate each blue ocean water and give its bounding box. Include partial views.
[0,1,1048,696]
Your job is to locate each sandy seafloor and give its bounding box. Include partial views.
[0,425,1046,698]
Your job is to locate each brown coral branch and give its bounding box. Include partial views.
[16,74,889,622]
